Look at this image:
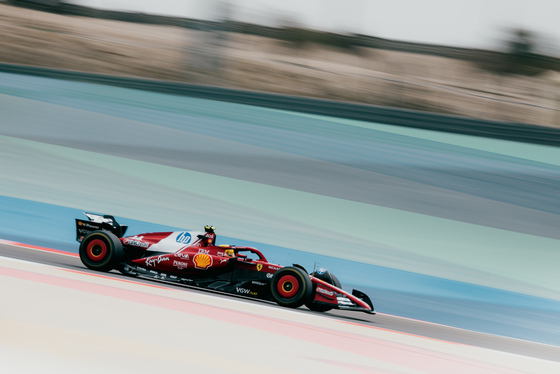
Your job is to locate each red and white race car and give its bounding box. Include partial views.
[75,213,374,314]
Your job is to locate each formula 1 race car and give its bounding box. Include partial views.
[75,213,374,314]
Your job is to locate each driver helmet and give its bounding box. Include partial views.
[224,249,235,257]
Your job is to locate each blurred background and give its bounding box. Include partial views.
[2,0,560,127]
[3,0,560,351]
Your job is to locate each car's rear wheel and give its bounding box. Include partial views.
[79,231,123,272]
[305,270,342,312]
[270,267,312,308]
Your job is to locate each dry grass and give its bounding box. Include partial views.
[2,3,560,127]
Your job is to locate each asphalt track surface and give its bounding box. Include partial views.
[7,252,560,374]
[0,244,560,362]
[2,242,560,365]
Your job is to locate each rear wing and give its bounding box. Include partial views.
[75,212,128,242]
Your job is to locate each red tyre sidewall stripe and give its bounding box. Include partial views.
[86,238,108,262]
[277,274,299,298]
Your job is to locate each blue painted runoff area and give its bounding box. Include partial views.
[1,195,560,345]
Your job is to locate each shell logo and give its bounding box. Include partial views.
[193,253,213,270]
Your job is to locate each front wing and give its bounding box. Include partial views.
[310,277,375,314]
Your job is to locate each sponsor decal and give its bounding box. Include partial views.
[78,229,90,235]
[316,286,335,298]
[170,275,178,280]
[145,255,170,267]
[176,253,190,260]
[198,248,210,255]
[266,273,273,279]
[79,222,99,229]
[219,258,228,264]
[193,253,213,269]
[176,232,192,244]
[236,287,257,296]
[316,268,327,275]
[173,260,189,269]
[256,264,263,271]
[251,281,267,286]
[123,235,149,248]
[268,265,281,271]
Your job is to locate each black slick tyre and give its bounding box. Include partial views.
[79,231,124,272]
[270,266,313,308]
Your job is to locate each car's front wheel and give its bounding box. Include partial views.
[270,267,312,308]
[79,231,123,272]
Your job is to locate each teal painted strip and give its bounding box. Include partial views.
[3,72,560,169]
[287,110,560,167]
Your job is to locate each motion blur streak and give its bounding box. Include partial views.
[2,72,560,300]
[0,238,78,257]
[2,72,560,344]
[2,256,557,374]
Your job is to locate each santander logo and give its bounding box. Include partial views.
[317,286,335,298]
